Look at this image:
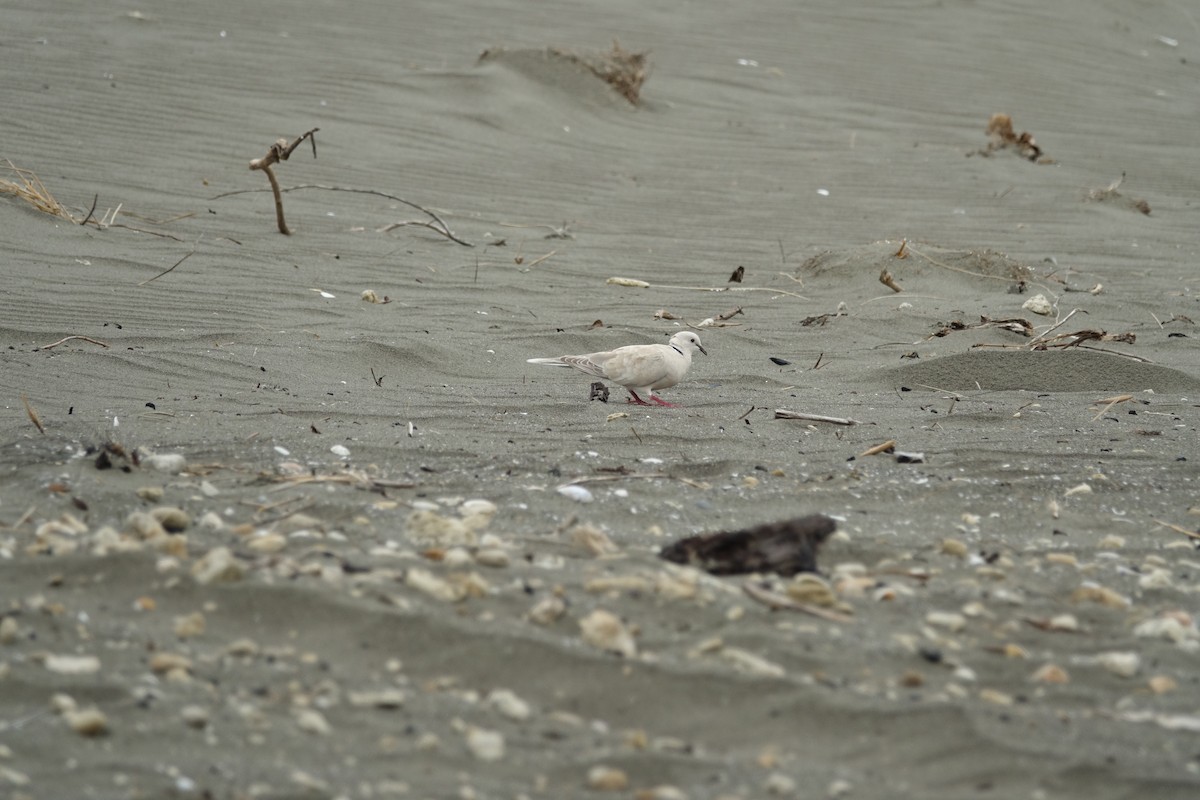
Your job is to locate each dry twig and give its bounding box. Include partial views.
[248,128,320,234]
[38,336,110,350]
[775,409,861,426]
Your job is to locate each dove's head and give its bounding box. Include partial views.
[669,331,707,356]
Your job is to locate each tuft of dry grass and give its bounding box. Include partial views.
[0,160,78,222]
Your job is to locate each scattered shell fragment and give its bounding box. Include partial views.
[606,277,650,288]
[572,523,619,556]
[191,547,244,585]
[65,706,109,737]
[465,727,506,762]
[487,689,532,721]
[579,609,637,657]
[0,617,19,645]
[295,708,332,736]
[406,568,467,603]
[151,506,190,532]
[979,688,1014,706]
[460,498,498,531]
[785,574,837,607]
[181,705,210,729]
[1148,675,1177,694]
[143,452,187,473]
[635,787,688,800]
[405,509,476,547]
[136,486,164,502]
[1022,293,1053,315]
[1070,583,1129,609]
[586,765,629,792]
[721,647,786,678]
[44,654,101,675]
[764,773,797,796]
[347,689,406,709]
[174,612,206,639]
[1097,651,1140,678]
[557,484,595,503]
[1134,614,1198,644]
[149,652,193,675]
[1030,663,1070,684]
[528,596,566,625]
[925,611,967,633]
[940,538,968,558]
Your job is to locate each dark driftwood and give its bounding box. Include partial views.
[659,514,836,576]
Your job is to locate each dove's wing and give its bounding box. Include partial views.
[596,344,679,391]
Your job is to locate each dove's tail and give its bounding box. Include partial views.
[526,357,573,368]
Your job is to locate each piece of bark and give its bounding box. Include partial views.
[659,514,836,576]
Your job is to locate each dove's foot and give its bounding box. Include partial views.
[649,395,678,408]
[626,392,653,406]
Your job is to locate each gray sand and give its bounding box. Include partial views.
[2,1,1199,798]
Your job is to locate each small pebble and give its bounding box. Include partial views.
[465,727,505,762]
[487,689,531,721]
[44,654,101,675]
[181,705,210,729]
[1148,675,1177,694]
[925,611,967,633]
[528,596,566,625]
[191,547,244,585]
[174,612,206,639]
[295,708,332,736]
[0,617,19,645]
[764,773,797,795]
[586,766,629,792]
[557,484,595,503]
[136,486,164,502]
[152,506,190,532]
[1030,664,1070,684]
[1097,651,1140,678]
[143,452,187,473]
[347,689,406,709]
[579,609,637,657]
[1022,293,1053,315]
[65,706,110,737]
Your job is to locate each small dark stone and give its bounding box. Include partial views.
[769,357,791,366]
[589,382,609,403]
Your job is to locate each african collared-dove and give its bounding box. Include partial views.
[527,331,707,407]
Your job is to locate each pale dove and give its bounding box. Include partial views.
[527,331,706,407]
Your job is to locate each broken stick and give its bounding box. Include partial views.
[249,128,319,234]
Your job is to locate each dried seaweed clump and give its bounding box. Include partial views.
[549,41,648,105]
[981,113,1048,163]
[1,160,77,222]
[1086,173,1151,216]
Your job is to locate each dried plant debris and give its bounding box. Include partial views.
[1,160,77,221]
[480,41,648,105]
[979,113,1049,163]
[659,514,836,576]
[929,315,1034,339]
[589,381,610,403]
[1086,173,1151,215]
[247,128,320,234]
[1031,329,1136,350]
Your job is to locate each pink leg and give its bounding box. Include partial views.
[626,391,653,406]
[649,395,678,408]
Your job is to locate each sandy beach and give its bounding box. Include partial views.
[2,1,1199,798]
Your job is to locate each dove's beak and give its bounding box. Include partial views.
[698,343,708,356]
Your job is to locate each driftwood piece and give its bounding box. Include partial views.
[659,514,836,576]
